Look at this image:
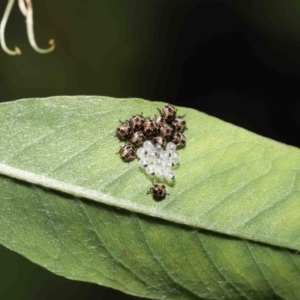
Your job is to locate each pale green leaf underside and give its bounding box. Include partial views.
[1,176,300,300]
[1,96,300,299]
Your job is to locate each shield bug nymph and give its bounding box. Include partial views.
[152,136,167,148]
[116,123,133,140]
[130,131,146,147]
[160,103,177,123]
[118,144,136,161]
[153,115,166,128]
[129,114,145,131]
[147,182,167,200]
[172,116,186,133]
[143,118,159,136]
[172,132,186,148]
[159,123,174,140]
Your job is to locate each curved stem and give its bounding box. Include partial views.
[0,0,21,55]
[24,0,55,54]
[18,0,27,17]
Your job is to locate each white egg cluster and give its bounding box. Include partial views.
[137,141,179,181]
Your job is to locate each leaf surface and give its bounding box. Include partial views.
[0,96,299,299]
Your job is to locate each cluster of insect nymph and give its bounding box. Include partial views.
[116,103,187,200]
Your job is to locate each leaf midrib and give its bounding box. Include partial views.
[0,162,298,253]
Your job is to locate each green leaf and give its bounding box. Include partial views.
[0,96,299,299]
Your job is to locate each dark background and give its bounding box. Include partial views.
[0,0,299,299]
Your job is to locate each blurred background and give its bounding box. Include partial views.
[0,0,299,299]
